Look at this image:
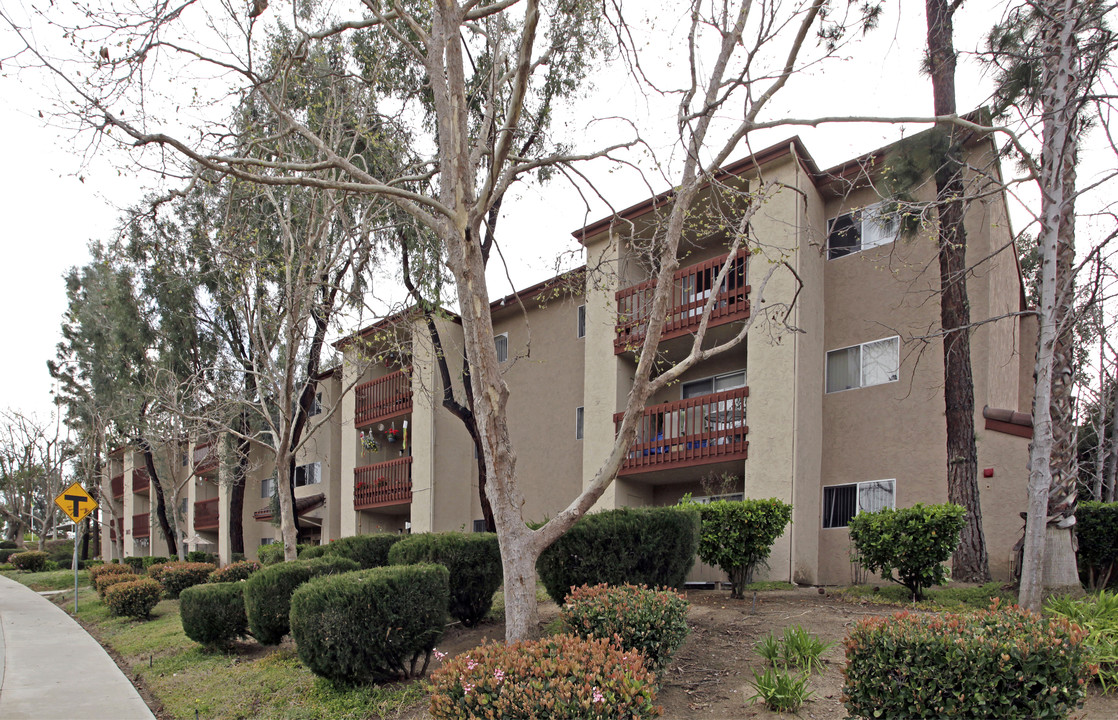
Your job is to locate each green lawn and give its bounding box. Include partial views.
[836,581,1017,610]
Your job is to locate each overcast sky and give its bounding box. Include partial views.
[0,2,1025,426]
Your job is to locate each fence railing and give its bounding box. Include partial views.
[194,497,220,531]
[613,386,749,474]
[615,248,750,353]
[354,457,413,510]
[132,512,150,538]
[355,369,413,427]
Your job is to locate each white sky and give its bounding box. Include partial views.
[0,1,1045,424]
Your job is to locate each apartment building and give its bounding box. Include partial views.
[102,130,1034,586]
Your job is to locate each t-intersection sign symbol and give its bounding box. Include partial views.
[54,482,99,525]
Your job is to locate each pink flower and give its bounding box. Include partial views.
[493,668,505,682]
[433,648,446,661]
[592,687,605,704]
[463,682,475,696]
[466,659,478,670]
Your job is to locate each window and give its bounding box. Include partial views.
[494,333,508,363]
[310,391,323,416]
[260,538,275,546]
[681,370,746,399]
[575,406,584,440]
[472,519,487,533]
[294,462,321,487]
[825,337,899,393]
[261,477,276,499]
[822,479,895,528]
[689,493,744,504]
[827,202,899,259]
[577,305,586,339]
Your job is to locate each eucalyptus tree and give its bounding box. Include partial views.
[10,0,884,640]
[0,410,72,548]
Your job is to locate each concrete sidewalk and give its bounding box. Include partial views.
[0,573,156,720]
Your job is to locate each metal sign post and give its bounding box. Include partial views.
[54,482,98,615]
[72,523,81,613]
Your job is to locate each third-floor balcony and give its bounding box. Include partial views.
[132,468,150,494]
[614,386,749,475]
[615,248,750,354]
[132,512,150,539]
[193,443,218,477]
[111,473,124,500]
[354,457,413,510]
[194,498,220,532]
[355,369,413,428]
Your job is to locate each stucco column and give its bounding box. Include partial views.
[409,322,437,534]
[340,355,359,537]
[218,443,232,566]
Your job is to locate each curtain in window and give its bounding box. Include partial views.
[861,204,899,250]
[826,346,861,392]
[861,338,899,386]
[858,480,895,514]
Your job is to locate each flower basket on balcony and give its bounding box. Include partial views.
[360,432,380,453]
[376,476,388,487]
[385,427,401,444]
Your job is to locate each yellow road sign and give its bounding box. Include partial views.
[54,482,99,524]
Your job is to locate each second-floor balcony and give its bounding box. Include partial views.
[132,468,150,494]
[355,369,413,428]
[132,512,150,539]
[614,386,749,475]
[109,517,123,540]
[111,473,124,499]
[194,498,220,532]
[354,457,413,510]
[615,248,750,354]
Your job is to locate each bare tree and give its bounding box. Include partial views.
[0,410,72,548]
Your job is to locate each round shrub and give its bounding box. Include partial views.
[187,550,218,563]
[429,634,659,719]
[142,555,169,569]
[10,551,49,572]
[95,571,140,597]
[257,543,309,565]
[388,532,501,627]
[180,582,247,650]
[90,562,134,583]
[689,498,792,598]
[848,503,965,600]
[243,556,360,645]
[300,534,403,569]
[0,539,18,549]
[123,556,145,572]
[844,602,1090,719]
[208,560,261,584]
[103,578,163,619]
[291,564,449,683]
[562,583,689,673]
[0,548,20,563]
[159,562,217,598]
[537,506,700,603]
[147,562,169,582]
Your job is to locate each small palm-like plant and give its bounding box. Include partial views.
[748,666,813,712]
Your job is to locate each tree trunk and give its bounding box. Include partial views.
[924,0,990,582]
[142,446,178,558]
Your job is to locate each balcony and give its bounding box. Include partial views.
[132,513,150,539]
[615,248,750,354]
[111,473,124,500]
[193,443,218,476]
[109,517,123,540]
[132,468,150,494]
[614,386,749,475]
[354,457,413,510]
[355,369,413,428]
[194,498,220,532]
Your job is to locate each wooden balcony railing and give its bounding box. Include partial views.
[132,512,150,538]
[615,248,750,353]
[110,517,123,540]
[132,468,150,494]
[355,369,413,427]
[614,386,749,475]
[354,457,413,510]
[194,497,220,532]
[194,443,218,476]
[111,473,124,499]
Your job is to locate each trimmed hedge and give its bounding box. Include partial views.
[844,602,1090,719]
[90,562,133,583]
[0,548,21,563]
[187,550,218,564]
[689,498,792,598]
[147,563,170,582]
[180,582,247,650]
[123,556,145,571]
[243,556,360,645]
[848,503,965,600]
[143,555,169,568]
[95,571,140,597]
[389,533,501,627]
[257,543,309,565]
[291,564,449,682]
[103,578,163,619]
[10,551,49,572]
[160,562,217,598]
[0,540,17,549]
[208,560,260,584]
[537,506,700,603]
[562,583,689,674]
[1078,502,1118,589]
[300,534,404,569]
[429,634,659,719]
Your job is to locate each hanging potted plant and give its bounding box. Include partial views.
[385,426,401,444]
[360,431,380,453]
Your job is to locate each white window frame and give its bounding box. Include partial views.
[259,538,275,546]
[310,391,323,416]
[261,477,276,499]
[827,201,899,260]
[575,406,584,440]
[494,333,509,363]
[577,305,586,339]
[825,336,900,393]
[822,479,896,529]
[294,461,322,487]
[681,370,746,400]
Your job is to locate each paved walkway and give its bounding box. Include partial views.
[0,574,155,719]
